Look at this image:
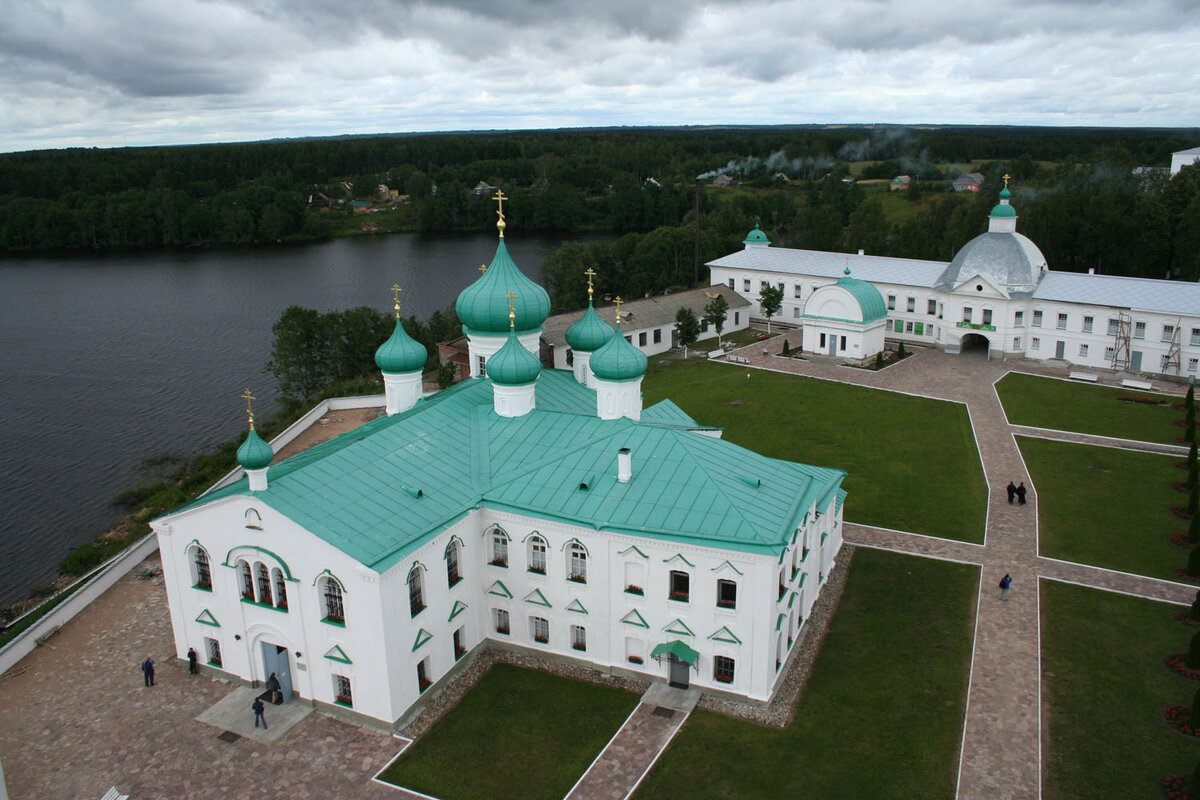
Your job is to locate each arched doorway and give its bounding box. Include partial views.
[959,333,991,359]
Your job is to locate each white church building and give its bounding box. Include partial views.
[151,209,847,730]
[710,187,1200,378]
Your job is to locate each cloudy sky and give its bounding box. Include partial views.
[2,0,1198,153]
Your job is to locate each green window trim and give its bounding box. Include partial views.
[708,626,742,645]
[320,616,346,628]
[567,599,588,615]
[487,580,512,598]
[192,583,213,593]
[798,573,807,588]
[195,610,220,628]
[776,613,786,631]
[663,618,695,637]
[621,609,649,628]
[711,560,744,576]
[324,645,352,665]
[448,600,468,622]
[663,553,695,568]
[239,597,287,613]
[222,546,299,582]
[412,628,433,652]
[524,589,552,608]
[619,545,649,559]
[334,698,354,708]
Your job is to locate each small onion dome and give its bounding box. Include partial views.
[374,317,427,374]
[487,329,542,386]
[237,428,274,471]
[565,302,614,353]
[590,323,648,382]
[455,239,551,334]
[743,222,771,246]
[990,186,1017,218]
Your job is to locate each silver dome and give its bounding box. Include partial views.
[934,232,1046,294]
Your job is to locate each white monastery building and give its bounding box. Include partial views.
[710,186,1200,377]
[152,205,846,730]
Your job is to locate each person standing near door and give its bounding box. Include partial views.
[253,697,268,729]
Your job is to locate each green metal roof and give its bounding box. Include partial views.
[165,369,844,573]
[651,639,700,664]
[237,429,274,470]
[589,322,648,382]
[743,223,770,246]
[832,275,887,323]
[565,301,615,353]
[455,238,551,334]
[486,329,541,386]
[374,317,427,374]
[990,202,1017,218]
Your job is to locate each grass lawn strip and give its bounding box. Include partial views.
[1019,436,1181,581]
[1042,581,1195,799]
[996,372,1180,445]
[377,663,638,800]
[634,548,978,800]
[643,358,987,543]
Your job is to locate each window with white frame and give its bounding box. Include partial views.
[743,279,750,292]
[653,328,662,344]
[571,624,587,651]
[495,608,510,634]
[793,307,800,318]
[1108,318,1119,336]
[982,309,993,325]
[717,579,737,609]
[906,297,915,313]
[760,280,768,290]
[1105,346,1115,359]
[272,568,287,609]
[962,307,972,323]
[669,570,690,602]
[727,278,734,290]
[446,540,462,587]
[1014,310,1024,326]
[490,529,508,566]
[528,535,547,574]
[777,282,784,292]
[190,545,212,589]
[255,562,272,603]
[1013,337,1022,349]
[334,674,353,706]
[408,565,425,616]
[887,295,895,310]
[1083,315,1094,333]
[714,655,735,684]
[1057,313,1068,329]
[927,299,937,315]
[1192,328,1200,346]
[905,321,913,333]
[531,616,549,643]
[638,331,647,346]
[321,576,345,624]
[1079,344,1089,357]
[567,543,587,583]
[1164,324,1176,343]
[1031,338,1041,351]
[794,284,802,298]
[204,636,222,667]
[1033,310,1043,327]
[1134,321,1146,339]
[1190,358,1199,373]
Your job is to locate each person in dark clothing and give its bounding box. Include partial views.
[1016,482,1027,505]
[141,656,155,687]
[1000,573,1013,600]
[1006,482,1017,504]
[187,647,198,675]
[253,697,268,729]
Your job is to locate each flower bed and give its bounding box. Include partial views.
[624,585,644,596]
[627,655,643,665]
[527,566,546,575]
[1119,395,1168,405]
[1166,652,1200,680]
[1172,532,1198,548]
[1180,461,1191,470]
[567,574,587,584]
[1174,506,1195,520]
[488,558,507,568]
[1162,705,1200,739]
[1175,611,1200,627]
[1161,774,1196,799]
[1174,569,1200,583]
[1176,482,1192,494]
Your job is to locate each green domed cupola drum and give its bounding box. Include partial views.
[237,389,273,490]
[489,292,541,418]
[590,298,648,383]
[743,221,771,248]
[375,284,428,374]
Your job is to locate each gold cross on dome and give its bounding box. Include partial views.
[479,263,488,274]
[493,189,508,238]
[614,296,624,325]
[584,267,596,300]
[1003,173,1011,188]
[241,388,256,429]
[391,283,401,318]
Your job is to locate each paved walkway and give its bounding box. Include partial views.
[722,344,1196,800]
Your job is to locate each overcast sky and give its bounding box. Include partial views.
[2,0,1198,154]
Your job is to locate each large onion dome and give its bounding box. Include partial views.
[590,323,648,382]
[565,302,615,353]
[375,317,427,374]
[455,239,551,334]
[237,429,274,471]
[487,329,542,386]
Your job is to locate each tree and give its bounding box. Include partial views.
[266,306,331,404]
[437,360,458,389]
[703,294,729,346]
[1188,545,1200,580]
[759,285,784,334]
[1189,511,1200,547]
[1188,628,1200,669]
[1189,438,1198,494]
[675,307,701,358]
[1190,589,1200,622]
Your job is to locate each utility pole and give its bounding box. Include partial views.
[693,181,701,287]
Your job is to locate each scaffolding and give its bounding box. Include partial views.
[1110,312,1132,370]
[1162,317,1183,375]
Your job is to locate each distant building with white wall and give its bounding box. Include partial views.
[1172,146,1200,175]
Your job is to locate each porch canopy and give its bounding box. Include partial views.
[651,640,699,666]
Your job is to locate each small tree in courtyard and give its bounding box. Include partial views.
[1190,589,1200,621]
[1190,686,1200,728]
[759,285,784,334]
[1188,545,1200,578]
[1190,482,1199,519]
[703,295,729,347]
[674,307,701,359]
[1188,629,1200,669]
[1189,511,1200,547]
[1189,439,1199,494]
[781,339,790,356]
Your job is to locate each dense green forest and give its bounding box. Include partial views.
[2,125,1199,306]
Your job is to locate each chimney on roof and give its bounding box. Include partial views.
[617,448,632,483]
[1088,267,1095,275]
[858,249,864,256]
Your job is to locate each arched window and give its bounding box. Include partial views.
[320,576,345,624]
[408,565,426,617]
[489,529,508,567]
[255,562,272,605]
[190,545,212,589]
[238,560,254,601]
[528,535,547,574]
[272,567,287,610]
[446,541,462,588]
[567,543,587,583]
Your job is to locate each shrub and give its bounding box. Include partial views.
[1191,757,1200,796]
[1190,514,1200,547]
[1188,547,1200,579]
[1188,629,1200,669]
[781,340,790,356]
[1190,590,1200,621]
[1191,687,1200,728]
[898,342,908,356]
[875,352,885,369]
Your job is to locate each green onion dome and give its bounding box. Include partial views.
[455,239,551,334]
[565,302,615,353]
[487,329,542,386]
[237,429,274,471]
[374,317,427,374]
[743,222,771,246]
[989,201,1017,218]
[589,323,647,382]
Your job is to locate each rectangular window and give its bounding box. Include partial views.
[495,608,510,634]
[653,328,662,344]
[1057,313,1068,330]
[491,531,507,566]
[727,278,734,290]
[906,297,915,313]
[840,335,847,351]
[717,579,737,609]
[1079,344,1089,357]
[1033,310,1043,327]
[794,284,802,298]
[1135,321,1146,339]
[1014,310,1024,327]
[334,674,353,707]
[638,331,647,346]
[1193,328,1200,346]
[529,538,546,573]
[887,295,896,310]
[624,335,632,344]
[1164,324,1176,343]
[417,658,430,693]
[982,309,993,325]
[1191,358,1199,373]
[1013,337,1022,349]
[905,321,914,333]
[531,616,549,644]
[793,307,800,318]
[962,307,972,323]
[914,321,924,336]
[734,312,740,325]
[777,282,784,292]
[743,279,750,292]
[1083,315,1094,333]
[1031,338,1040,351]
[700,319,709,332]
[453,627,465,659]
[1108,318,1120,336]
[714,655,735,684]
[760,280,768,290]
[1105,346,1115,360]
[204,636,222,667]
[669,570,690,602]
[571,624,587,652]
[927,299,937,315]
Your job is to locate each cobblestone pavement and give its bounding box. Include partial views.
[564,701,688,800]
[722,343,1195,800]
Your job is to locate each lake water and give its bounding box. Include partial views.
[0,231,576,606]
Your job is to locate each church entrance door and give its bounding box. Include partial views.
[827,336,837,356]
[260,642,294,702]
[669,655,690,690]
[1055,340,1065,359]
[1131,351,1143,371]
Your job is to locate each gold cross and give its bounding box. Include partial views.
[505,290,517,327]
[479,263,488,274]
[1003,173,1011,188]
[614,296,623,325]
[391,283,401,318]
[584,267,596,301]
[493,189,508,238]
[241,388,256,429]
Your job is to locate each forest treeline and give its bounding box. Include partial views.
[2,125,1199,302]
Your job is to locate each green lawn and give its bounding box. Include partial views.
[644,359,987,542]
[997,372,1182,445]
[378,664,638,800]
[1042,581,1195,799]
[1019,436,1182,580]
[635,549,978,800]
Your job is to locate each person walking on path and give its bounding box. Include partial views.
[252,697,268,729]
[1006,481,1017,504]
[187,647,198,675]
[141,655,155,687]
[999,573,1013,600]
[1016,482,1027,506]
